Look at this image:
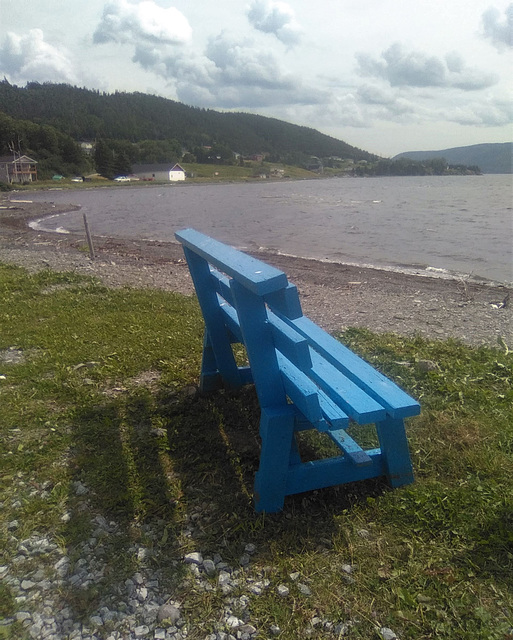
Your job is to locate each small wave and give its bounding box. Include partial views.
[255,246,507,286]
[425,266,449,274]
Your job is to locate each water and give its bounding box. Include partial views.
[28,175,512,284]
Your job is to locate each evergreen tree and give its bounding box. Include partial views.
[94,139,114,178]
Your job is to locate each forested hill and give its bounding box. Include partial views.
[0,80,374,163]
[394,143,512,174]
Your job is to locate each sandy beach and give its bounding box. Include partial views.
[0,195,510,348]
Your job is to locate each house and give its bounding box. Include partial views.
[132,163,186,182]
[0,155,38,183]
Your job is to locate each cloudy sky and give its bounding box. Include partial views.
[0,0,511,156]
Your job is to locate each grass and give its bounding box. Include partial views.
[0,263,512,639]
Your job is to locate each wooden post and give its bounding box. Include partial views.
[83,213,95,261]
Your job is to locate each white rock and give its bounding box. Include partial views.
[276,584,289,597]
[239,623,257,634]
[133,572,144,584]
[218,571,231,585]
[21,580,36,590]
[184,552,203,565]
[15,612,32,622]
[298,583,311,596]
[157,603,181,624]
[226,615,243,628]
[379,627,398,640]
[134,625,150,637]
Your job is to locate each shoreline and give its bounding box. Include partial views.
[0,197,511,348]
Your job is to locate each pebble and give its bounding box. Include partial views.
[184,551,203,565]
[379,627,398,640]
[2,505,361,640]
[203,558,217,576]
[157,604,181,624]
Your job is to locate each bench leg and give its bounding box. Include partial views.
[200,331,222,392]
[375,417,414,488]
[254,406,296,513]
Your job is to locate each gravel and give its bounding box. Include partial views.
[2,481,366,638]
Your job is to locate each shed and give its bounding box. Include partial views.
[132,163,186,182]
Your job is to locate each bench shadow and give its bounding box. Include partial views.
[62,387,185,618]
[159,385,390,554]
[61,380,390,621]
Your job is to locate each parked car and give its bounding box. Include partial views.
[114,176,130,182]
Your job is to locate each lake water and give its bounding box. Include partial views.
[28,174,512,285]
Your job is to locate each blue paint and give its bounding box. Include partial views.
[176,228,420,513]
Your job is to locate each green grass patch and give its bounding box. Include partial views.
[1,264,512,639]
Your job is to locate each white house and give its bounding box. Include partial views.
[132,163,186,182]
[169,163,186,181]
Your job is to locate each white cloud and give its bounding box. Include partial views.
[356,43,498,91]
[93,0,192,46]
[105,28,324,108]
[0,29,77,84]
[247,0,302,45]
[444,95,513,127]
[481,3,513,50]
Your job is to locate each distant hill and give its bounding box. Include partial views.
[394,143,512,174]
[0,80,376,165]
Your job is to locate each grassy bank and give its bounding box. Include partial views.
[0,263,512,639]
[4,162,320,193]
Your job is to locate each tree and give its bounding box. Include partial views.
[94,139,114,178]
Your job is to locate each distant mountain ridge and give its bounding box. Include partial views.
[394,143,512,174]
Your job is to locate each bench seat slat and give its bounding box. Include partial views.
[309,349,387,424]
[276,352,327,430]
[268,311,312,371]
[176,229,288,296]
[293,316,421,419]
[317,393,349,430]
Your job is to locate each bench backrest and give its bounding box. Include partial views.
[175,228,420,426]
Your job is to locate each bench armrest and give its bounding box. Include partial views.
[175,228,288,296]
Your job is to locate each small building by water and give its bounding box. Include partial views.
[132,163,186,182]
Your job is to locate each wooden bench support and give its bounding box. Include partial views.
[176,229,420,513]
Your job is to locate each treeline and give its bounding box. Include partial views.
[354,157,481,177]
[0,111,88,178]
[0,80,376,164]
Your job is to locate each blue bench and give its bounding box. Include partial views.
[175,228,420,513]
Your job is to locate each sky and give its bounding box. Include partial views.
[0,0,511,156]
